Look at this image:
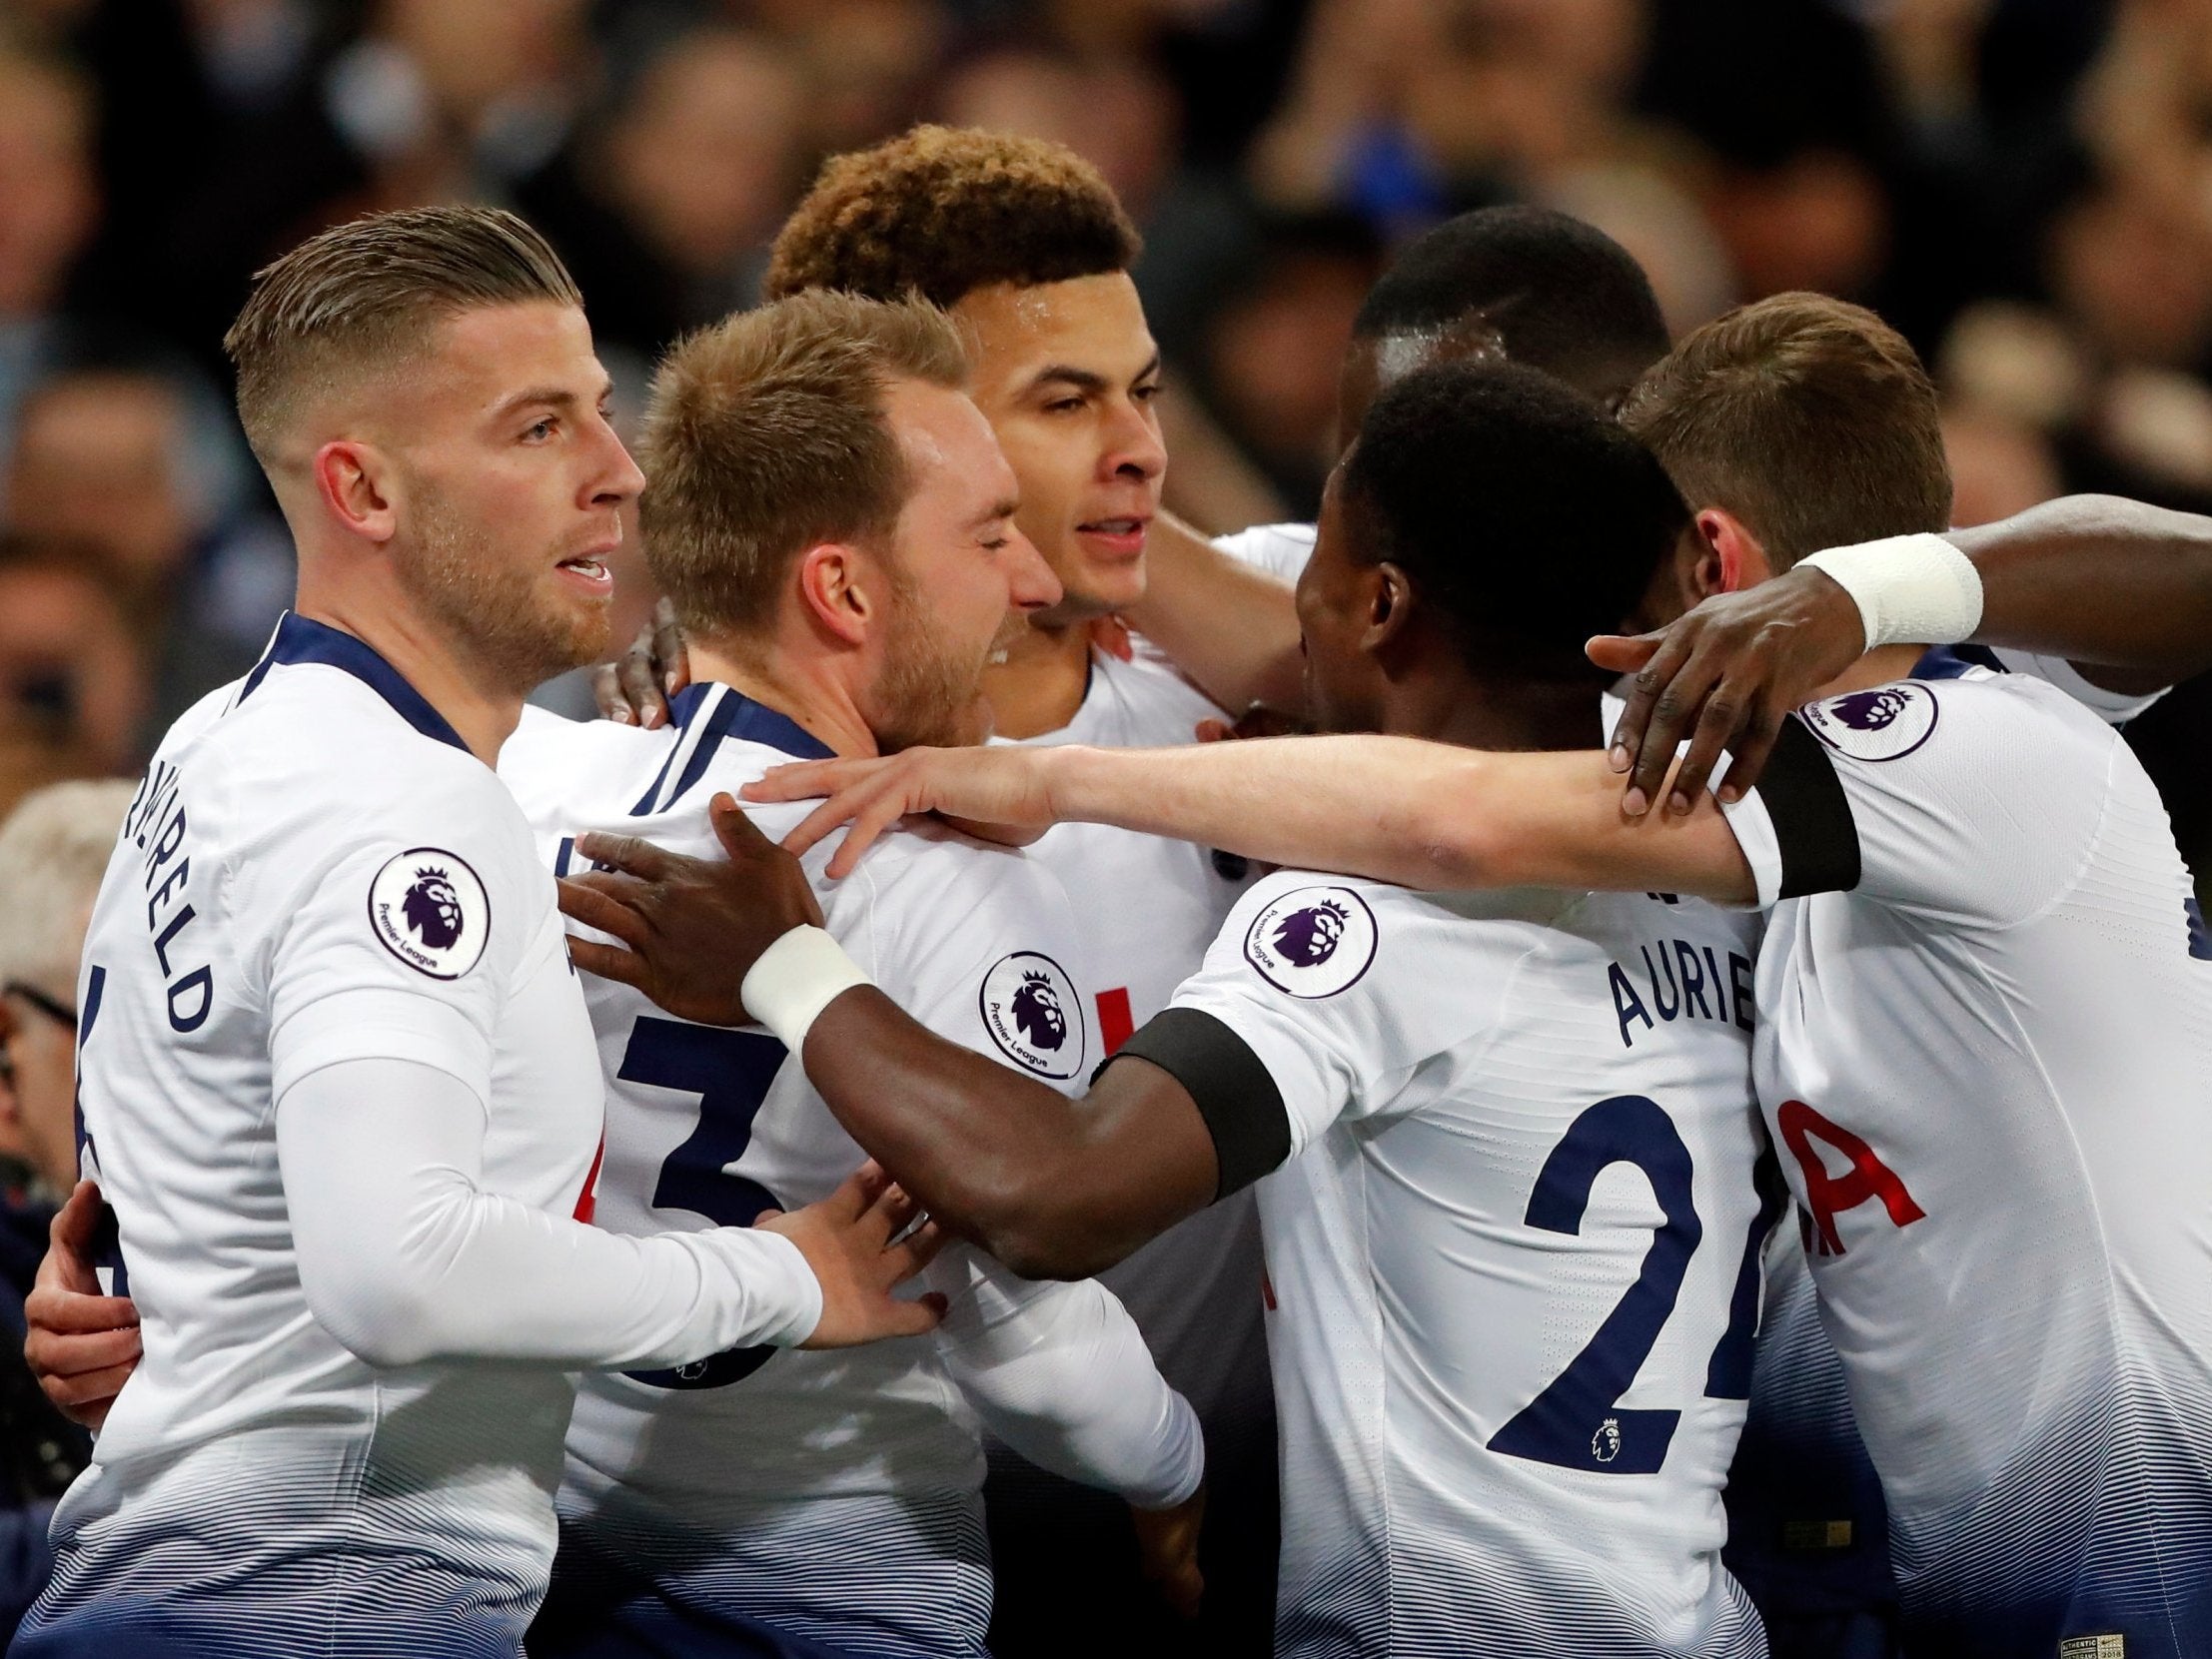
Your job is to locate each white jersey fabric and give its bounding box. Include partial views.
[1003,648,1266,1427]
[1212,520,1316,583]
[1119,867,1772,1657]
[19,614,817,1659]
[500,685,1200,1659]
[1718,658,2212,1656]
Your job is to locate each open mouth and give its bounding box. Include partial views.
[556,554,614,590]
[1076,517,1149,555]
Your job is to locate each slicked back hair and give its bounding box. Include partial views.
[1353,206,1669,406]
[763,125,1139,309]
[1622,293,1952,569]
[639,291,969,641]
[223,206,582,467]
[1343,360,1689,681]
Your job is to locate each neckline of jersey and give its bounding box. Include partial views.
[239,610,469,752]
[670,680,835,759]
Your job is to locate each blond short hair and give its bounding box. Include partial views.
[639,291,969,640]
[0,779,133,999]
[1622,292,1952,569]
[223,205,582,467]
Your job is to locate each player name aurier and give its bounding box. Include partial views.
[121,758,213,1033]
[1606,935,1753,1050]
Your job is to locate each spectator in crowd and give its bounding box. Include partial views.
[0,535,149,787]
[0,779,130,1646]
[519,25,811,380]
[0,47,100,474]
[2,366,290,742]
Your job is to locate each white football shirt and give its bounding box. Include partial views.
[1120,867,1773,1657]
[29,613,608,1657]
[1005,647,1266,1425]
[1719,661,2212,1656]
[501,686,1199,1658]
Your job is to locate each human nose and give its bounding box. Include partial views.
[1005,527,1062,612]
[589,413,646,507]
[1103,396,1166,483]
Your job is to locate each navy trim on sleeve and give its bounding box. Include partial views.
[1104,1007,1290,1199]
[1756,717,1862,898]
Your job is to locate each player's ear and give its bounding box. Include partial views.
[1693,508,1774,595]
[1363,561,1416,652]
[794,541,873,648]
[312,439,398,545]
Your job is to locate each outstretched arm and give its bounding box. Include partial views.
[742,737,1754,901]
[1594,495,2212,812]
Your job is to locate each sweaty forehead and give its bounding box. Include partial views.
[952,273,1156,389]
[888,380,1014,506]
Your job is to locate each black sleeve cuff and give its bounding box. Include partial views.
[1756,717,1862,899]
[1101,1007,1291,1200]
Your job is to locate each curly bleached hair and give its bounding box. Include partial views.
[764,125,1140,309]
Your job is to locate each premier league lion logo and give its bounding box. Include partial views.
[1831,688,1910,732]
[1011,970,1068,1052]
[403,868,466,951]
[1273,900,1350,968]
[980,953,1085,1079]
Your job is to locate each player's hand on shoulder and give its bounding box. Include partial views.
[24,1181,141,1431]
[1130,1483,1206,1620]
[557,795,825,1026]
[756,1163,948,1348]
[741,746,1060,879]
[1587,563,1866,815]
[590,597,689,730]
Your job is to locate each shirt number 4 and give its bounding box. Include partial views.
[1489,1094,1784,1476]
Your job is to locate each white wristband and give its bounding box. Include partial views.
[740,926,872,1053]
[1798,532,1983,651]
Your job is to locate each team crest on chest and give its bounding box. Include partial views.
[979,951,1085,1080]
[368,848,490,979]
[1244,885,1379,998]
[1798,681,1938,761]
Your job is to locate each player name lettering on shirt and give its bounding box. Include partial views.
[121,758,212,1033]
[1606,937,1753,1049]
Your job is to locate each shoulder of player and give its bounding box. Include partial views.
[833,819,1073,929]
[1209,869,1450,999]
[205,680,537,901]
[1789,668,2115,773]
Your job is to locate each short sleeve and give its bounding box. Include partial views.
[264,766,530,1106]
[853,832,1099,1098]
[1117,875,1510,1183]
[1717,675,2116,929]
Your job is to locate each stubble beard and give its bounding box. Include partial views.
[399,481,611,696]
[865,579,995,754]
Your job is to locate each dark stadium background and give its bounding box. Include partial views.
[0,0,2204,894]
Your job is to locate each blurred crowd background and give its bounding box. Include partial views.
[0,0,2206,892]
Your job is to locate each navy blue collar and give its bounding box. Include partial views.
[629,681,835,816]
[238,611,470,752]
[670,681,835,760]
